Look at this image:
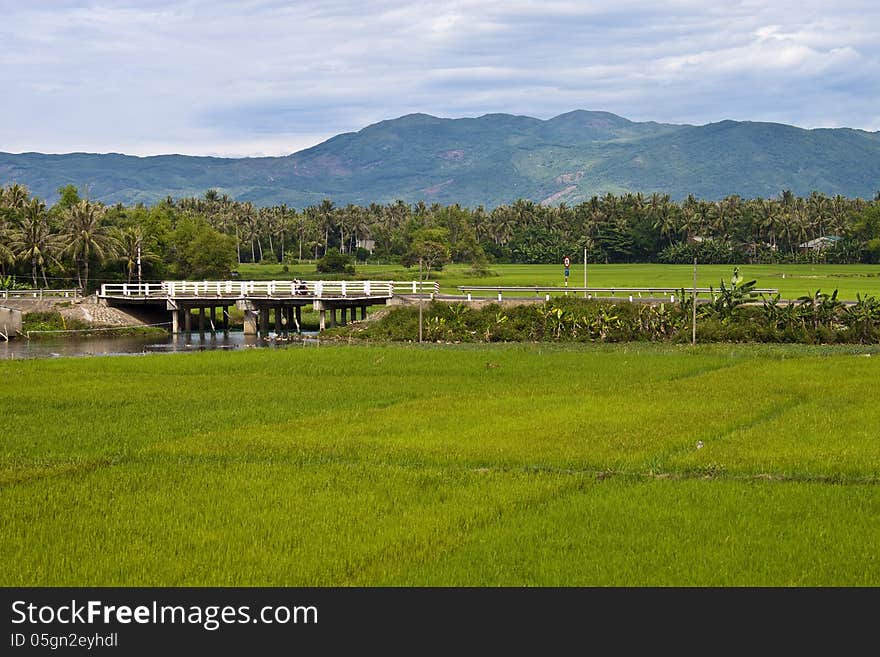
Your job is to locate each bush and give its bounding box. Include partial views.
[317,249,355,274]
[344,291,880,346]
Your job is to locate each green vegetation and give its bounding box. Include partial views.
[2,344,878,585]
[3,180,880,295]
[20,311,167,339]
[344,288,880,344]
[316,248,355,274]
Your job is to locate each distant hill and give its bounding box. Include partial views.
[2,110,879,208]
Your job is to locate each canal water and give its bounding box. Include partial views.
[0,331,320,360]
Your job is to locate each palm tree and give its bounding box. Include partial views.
[0,215,17,277]
[791,197,811,249]
[348,205,371,255]
[829,195,850,236]
[10,198,59,287]
[290,208,312,262]
[237,203,261,262]
[775,210,799,254]
[649,193,677,243]
[754,197,780,250]
[259,206,278,259]
[317,199,336,256]
[60,200,118,292]
[1,183,30,212]
[302,206,323,259]
[338,204,359,253]
[807,191,830,237]
[488,205,515,247]
[116,225,158,283]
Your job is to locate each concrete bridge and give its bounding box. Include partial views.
[99,280,438,335]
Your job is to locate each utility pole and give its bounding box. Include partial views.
[137,243,142,289]
[692,257,697,345]
[418,257,423,343]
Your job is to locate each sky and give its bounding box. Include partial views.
[1,0,878,157]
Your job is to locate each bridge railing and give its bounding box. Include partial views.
[1,288,82,300]
[100,280,439,299]
[98,283,166,297]
[389,281,440,296]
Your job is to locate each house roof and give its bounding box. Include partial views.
[799,235,842,248]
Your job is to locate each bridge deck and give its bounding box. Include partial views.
[100,280,439,301]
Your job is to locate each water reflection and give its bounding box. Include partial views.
[0,331,320,360]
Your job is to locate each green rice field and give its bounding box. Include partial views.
[2,343,879,586]
[237,262,880,301]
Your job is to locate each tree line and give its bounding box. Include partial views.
[2,183,880,292]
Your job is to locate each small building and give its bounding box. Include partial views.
[356,239,376,254]
[799,235,842,252]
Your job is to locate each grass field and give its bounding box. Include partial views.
[236,262,880,301]
[2,343,878,586]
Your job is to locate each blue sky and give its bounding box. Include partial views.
[1,0,877,157]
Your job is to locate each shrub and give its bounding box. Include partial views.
[317,249,355,274]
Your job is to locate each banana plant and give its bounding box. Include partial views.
[705,268,758,322]
[796,289,843,330]
[842,294,880,342]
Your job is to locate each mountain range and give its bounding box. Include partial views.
[2,110,880,208]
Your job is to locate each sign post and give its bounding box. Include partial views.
[563,255,570,292]
[583,247,587,298]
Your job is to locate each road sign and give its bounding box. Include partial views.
[563,256,571,268]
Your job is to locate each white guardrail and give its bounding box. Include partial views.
[1,288,81,300]
[99,280,440,299]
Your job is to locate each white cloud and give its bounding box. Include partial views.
[1,0,878,156]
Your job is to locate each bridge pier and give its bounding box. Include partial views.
[243,309,256,335]
[184,309,192,333]
[361,306,366,320]
[274,307,282,334]
[198,307,205,334]
[319,309,326,331]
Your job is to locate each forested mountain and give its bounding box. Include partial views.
[2,111,879,208]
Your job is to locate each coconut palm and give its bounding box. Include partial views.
[0,221,16,277]
[116,225,158,283]
[487,205,515,247]
[10,198,60,287]
[60,200,118,292]
[649,193,678,242]
[317,199,336,256]
[755,197,781,249]
[337,204,359,253]
[1,183,30,212]
[236,202,262,263]
[807,191,830,237]
[258,206,278,259]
